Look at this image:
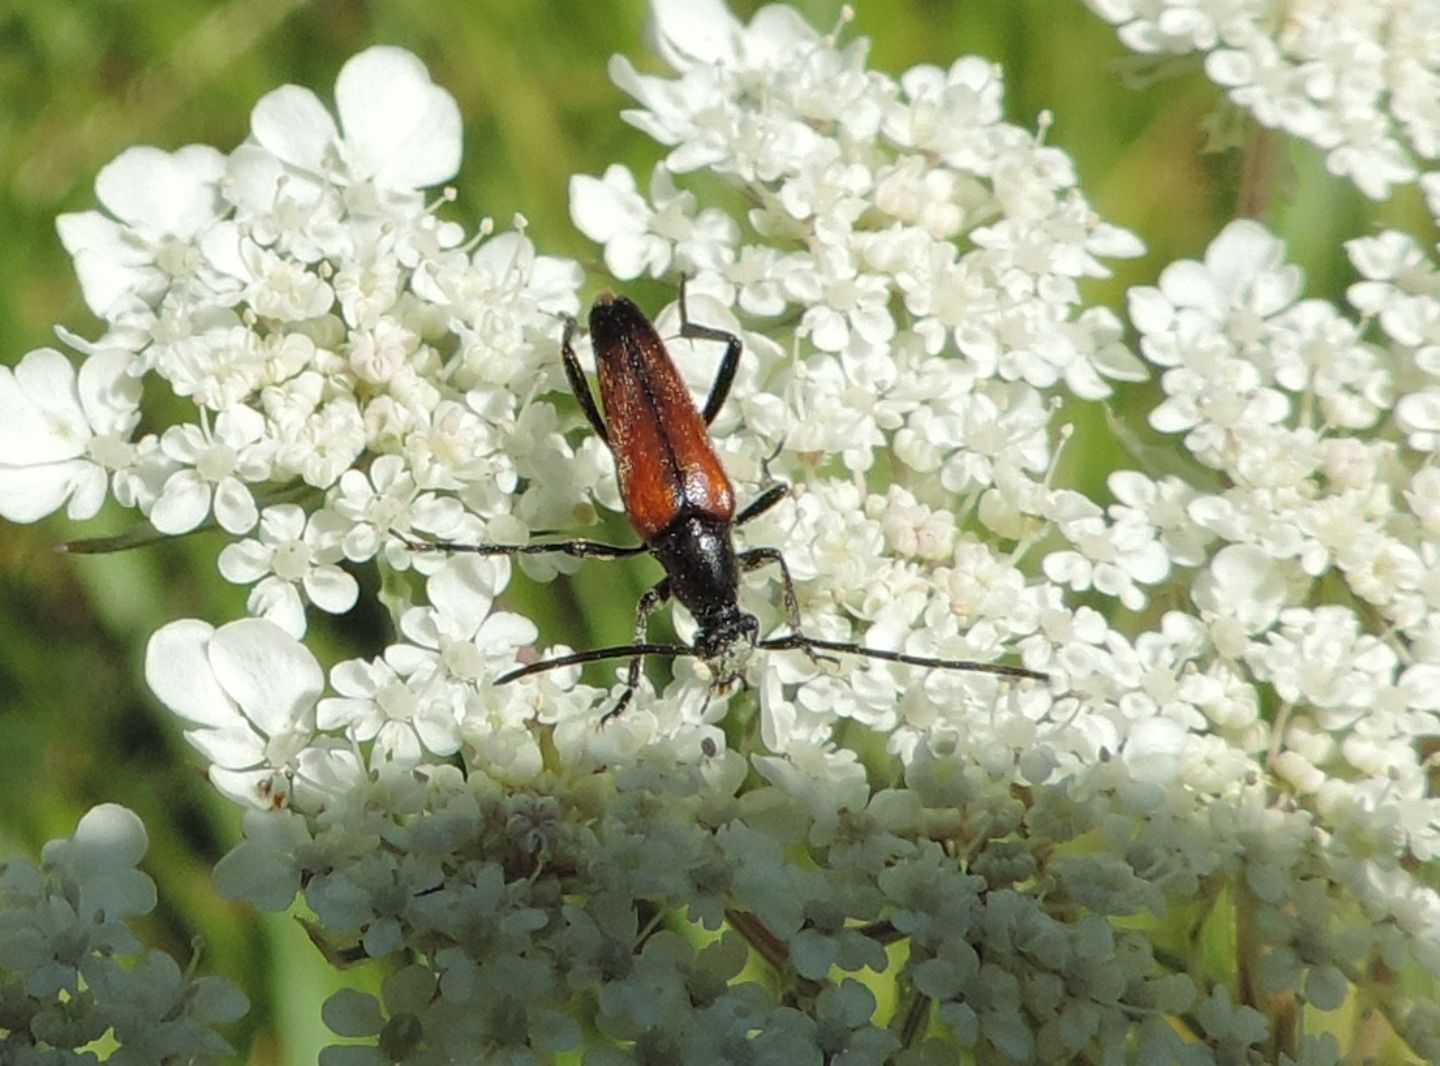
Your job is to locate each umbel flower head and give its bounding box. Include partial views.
[5,0,1440,1061]
[0,805,248,1061]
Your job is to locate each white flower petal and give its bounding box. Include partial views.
[569,168,642,244]
[225,143,327,220]
[58,803,149,868]
[55,210,151,266]
[250,85,339,173]
[206,618,323,738]
[335,47,461,190]
[261,503,308,542]
[476,611,539,652]
[304,565,360,614]
[0,350,87,464]
[219,539,273,584]
[145,619,237,729]
[150,470,212,534]
[208,765,279,808]
[76,349,142,434]
[72,256,160,320]
[63,465,108,521]
[94,144,226,238]
[214,476,259,534]
[316,695,373,732]
[1123,718,1187,784]
[187,724,267,769]
[426,556,502,633]
[0,462,90,523]
[373,720,422,764]
[1158,260,1224,319]
[646,0,743,69]
[249,578,308,639]
[414,710,461,756]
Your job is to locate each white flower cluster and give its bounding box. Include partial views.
[0,45,583,640]
[5,0,1440,1060]
[166,605,1439,1062]
[0,805,247,1062]
[185,676,1358,1065]
[1084,0,1440,199]
[1131,219,1440,868]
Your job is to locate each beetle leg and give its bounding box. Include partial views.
[603,577,674,723]
[561,313,611,446]
[675,276,745,426]
[735,483,789,528]
[737,548,838,667]
[758,435,786,483]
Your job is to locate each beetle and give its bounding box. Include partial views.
[408,284,1047,720]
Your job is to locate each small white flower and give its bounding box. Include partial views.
[0,348,142,522]
[41,804,154,924]
[1249,605,1397,712]
[570,164,679,280]
[56,145,229,320]
[1132,220,1303,346]
[229,236,338,321]
[318,656,436,765]
[0,805,248,1054]
[145,618,324,807]
[149,319,269,412]
[1043,490,1171,611]
[412,227,582,396]
[218,504,359,637]
[222,145,342,263]
[1107,470,1213,569]
[266,387,367,490]
[393,558,524,677]
[150,405,272,534]
[330,453,461,564]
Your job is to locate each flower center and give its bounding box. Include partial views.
[377,681,417,722]
[196,443,239,483]
[272,539,311,582]
[87,433,135,470]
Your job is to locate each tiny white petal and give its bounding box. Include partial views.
[214,477,259,534]
[219,539,274,584]
[249,578,308,639]
[0,463,92,523]
[304,565,360,614]
[151,470,212,534]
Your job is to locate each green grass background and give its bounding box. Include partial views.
[0,0,1424,1061]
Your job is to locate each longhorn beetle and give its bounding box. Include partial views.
[406,283,1048,720]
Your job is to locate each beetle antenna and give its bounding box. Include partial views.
[496,643,698,685]
[757,634,1049,683]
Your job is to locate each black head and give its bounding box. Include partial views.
[694,607,760,687]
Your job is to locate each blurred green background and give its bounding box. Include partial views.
[0,0,1421,1061]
